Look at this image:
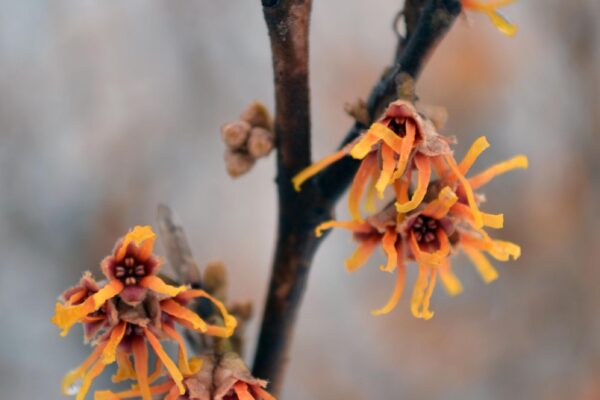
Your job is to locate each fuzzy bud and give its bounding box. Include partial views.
[221,121,251,150]
[240,101,272,131]
[247,127,275,158]
[225,150,255,178]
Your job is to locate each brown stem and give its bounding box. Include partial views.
[252,0,461,395]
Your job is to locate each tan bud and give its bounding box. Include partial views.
[344,98,370,126]
[247,127,274,158]
[221,121,251,150]
[240,101,272,131]
[203,261,228,301]
[225,149,255,178]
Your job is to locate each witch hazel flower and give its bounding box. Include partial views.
[293,100,454,221]
[315,135,527,320]
[461,0,518,36]
[96,353,275,400]
[52,226,237,400]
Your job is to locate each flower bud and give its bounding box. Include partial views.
[247,127,275,158]
[221,121,251,150]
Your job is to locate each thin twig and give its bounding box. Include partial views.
[252,0,462,395]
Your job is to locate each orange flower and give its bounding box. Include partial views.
[293,100,453,221]
[461,0,518,36]
[316,136,527,319]
[52,226,188,337]
[95,353,275,400]
[53,226,238,400]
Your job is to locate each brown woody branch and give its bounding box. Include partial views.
[252,0,461,395]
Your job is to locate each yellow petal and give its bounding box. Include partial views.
[439,259,464,296]
[375,144,397,198]
[486,10,518,37]
[350,131,380,159]
[116,226,156,262]
[445,154,483,228]
[396,154,431,213]
[463,246,498,283]
[458,136,489,175]
[53,279,123,336]
[421,186,458,219]
[140,276,187,297]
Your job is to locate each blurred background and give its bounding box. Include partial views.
[0,0,599,399]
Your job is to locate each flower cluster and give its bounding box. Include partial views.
[96,353,275,400]
[294,100,527,319]
[51,226,272,400]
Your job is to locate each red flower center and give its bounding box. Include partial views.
[411,216,439,244]
[114,256,148,286]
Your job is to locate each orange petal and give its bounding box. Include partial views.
[101,321,127,364]
[233,382,255,400]
[165,385,181,400]
[144,328,185,394]
[162,324,192,376]
[458,136,489,176]
[364,164,379,213]
[393,175,410,204]
[345,237,379,272]
[421,186,458,219]
[431,155,449,177]
[252,386,277,400]
[314,219,372,238]
[392,119,416,180]
[445,154,483,228]
[348,153,378,221]
[53,279,123,336]
[349,130,382,159]
[132,336,153,400]
[112,349,136,383]
[379,229,398,272]
[62,341,107,396]
[292,148,348,192]
[395,154,431,213]
[140,276,187,297]
[463,246,498,283]
[375,143,397,198]
[176,289,238,338]
[469,155,528,189]
[95,381,174,400]
[116,225,156,262]
[372,256,406,316]
[75,359,106,400]
[161,299,208,332]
